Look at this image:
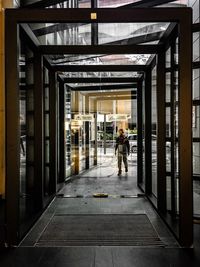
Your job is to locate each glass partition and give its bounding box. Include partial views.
[28,22,168,48]
[151,66,157,197]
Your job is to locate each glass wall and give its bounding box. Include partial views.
[152,66,157,197]
[164,41,180,220]
[68,89,134,176]
[65,87,72,177]
[188,0,200,217]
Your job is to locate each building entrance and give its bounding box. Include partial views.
[5,7,192,247]
[63,87,138,197]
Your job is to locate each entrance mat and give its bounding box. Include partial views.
[36,214,165,247]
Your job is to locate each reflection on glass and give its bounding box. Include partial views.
[193,69,200,100]
[193,32,200,61]
[142,84,145,191]
[98,0,136,7]
[48,54,151,65]
[166,176,172,211]
[98,23,168,45]
[175,142,179,214]
[166,72,171,102]
[29,23,91,45]
[62,71,140,78]
[152,67,157,197]
[193,180,200,216]
[166,47,171,68]
[20,98,26,201]
[192,106,199,137]
[166,107,171,138]
[193,142,200,175]
[65,89,71,177]
[175,37,179,64]
[30,21,169,48]
[79,0,91,8]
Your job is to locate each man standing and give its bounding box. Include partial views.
[115,129,130,176]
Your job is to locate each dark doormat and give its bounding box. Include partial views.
[36,214,165,247]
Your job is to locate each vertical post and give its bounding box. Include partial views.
[33,52,44,210]
[179,11,193,247]
[104,114,106,155]
[157,51,166,212]
[58,81,66,182]
[113,100,116,140]
[71,91,79,175]
[91,0,97,8]
[144,69,152,194]
[137,80,143,185]
[170,42,176,216]
[74,91,79,174]
[91,0,98,46]
[94,100,97,165]
[49,70,57,194]
[0,10,5,199]
[85,95,90,169]
[5,16,19,245]
[130,90,135,130]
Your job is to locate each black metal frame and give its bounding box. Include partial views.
[5,7,192,247]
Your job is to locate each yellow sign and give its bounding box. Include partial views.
[91,12,97,20]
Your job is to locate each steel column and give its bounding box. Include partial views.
[5,17,19,245]
[85,95,90,169]
[157,51,166,212]
[170,42,176,216]
[91,0,98,46]
[144,69,152,194]
[49,70,57,194]
[103,114,106,155]
[94,100,97,165]
[58,81,66,182]
[74,92,79,174]
[33,52,44,210]
[137,81,143,185]
[178,11,193,247]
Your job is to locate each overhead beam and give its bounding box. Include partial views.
[20,24,40,52]
[70,83,137,91]
[52,64,147,72]
[159,23,178,50]
[193,23,200,33]
[39,44,163,55]
[49,54,106,64]
[6,8,188,23]
[84,91,133,96]
[63,77,139,83]
[95,96,133,101]
[193,61,200,69]
[159,23,177,43]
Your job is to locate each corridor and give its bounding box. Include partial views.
[1,4,199,266]
[19,161,178,248]
[60,151,139,197]
[4,163,199,266]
